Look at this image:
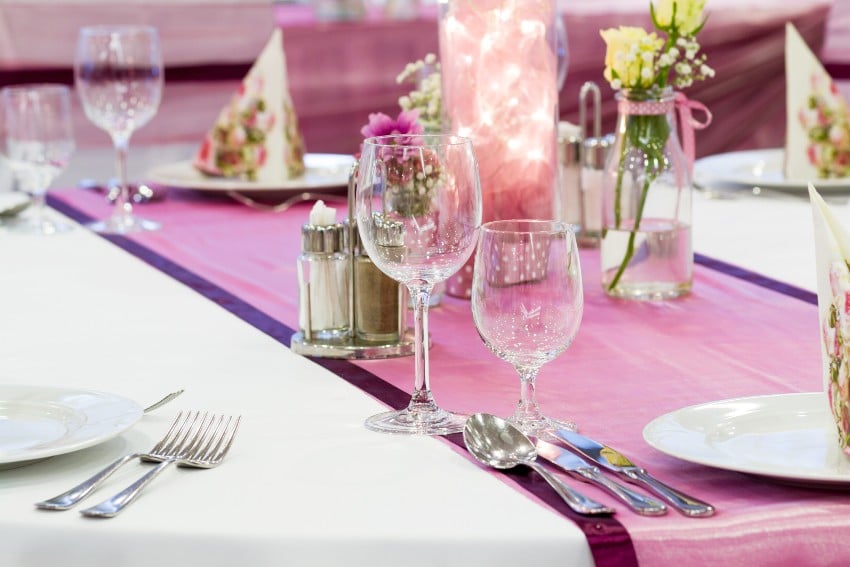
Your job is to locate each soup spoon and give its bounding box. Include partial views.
[463,413,614,516]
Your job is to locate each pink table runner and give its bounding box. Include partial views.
[49,187,850,566]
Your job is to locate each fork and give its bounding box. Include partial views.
[80,413,240,518]
[35,410,198,511]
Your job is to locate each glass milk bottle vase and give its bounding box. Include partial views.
[600,88,692,300]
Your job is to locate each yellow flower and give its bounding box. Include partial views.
[600,26,664,89]
[652,0,706,35]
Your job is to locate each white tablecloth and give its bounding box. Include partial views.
[0,142,839,565]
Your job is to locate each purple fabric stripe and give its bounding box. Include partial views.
[0,63,252,87]
[694,253,817,305]
[825,63,850,81]
[46,193,639,566]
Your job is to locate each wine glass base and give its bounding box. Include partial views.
[89,215,160,235]
[5,215,73,235]
[508,414,577,438]
[365,405,467,435]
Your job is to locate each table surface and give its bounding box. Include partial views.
[0,143,847,566]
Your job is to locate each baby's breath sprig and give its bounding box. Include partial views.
[396,53,442,134]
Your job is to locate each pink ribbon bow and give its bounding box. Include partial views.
[673,92,713,174]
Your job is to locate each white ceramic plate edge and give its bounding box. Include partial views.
[146,153,354,193]
[642,392,850,486]
[0,385,143,465]
[694,148,850,192]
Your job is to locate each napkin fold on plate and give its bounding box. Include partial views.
[786,23,850,181]
[810,183,850,455]
[193,28,306,184]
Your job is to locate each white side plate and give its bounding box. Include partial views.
[643,392,850,486]
[0,385,142,466]
[694,149,850,192]
[146,153,354,194]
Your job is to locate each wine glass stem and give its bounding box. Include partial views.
[112,137,132,219]
[515,365,543,423]
[408,283,435,406]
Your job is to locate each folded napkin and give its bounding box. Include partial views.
[193,29,305,183]
[810,184,850,454]
[786,23,850,181]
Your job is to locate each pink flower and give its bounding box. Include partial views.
[360,110,424,139]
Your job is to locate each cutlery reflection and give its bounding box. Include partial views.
[536,439,667,516]
[550,429,714,517]
[463,414,615,516]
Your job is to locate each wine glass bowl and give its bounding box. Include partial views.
[75,25,163,234]
[471,219,583,436]
[356,134,482,434]
[0,84,75,234]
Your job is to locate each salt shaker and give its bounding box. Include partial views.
[557,121,583,229]
[297,201,349,342]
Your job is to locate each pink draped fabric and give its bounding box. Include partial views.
[0,1,831,156]
[49,186,850,565]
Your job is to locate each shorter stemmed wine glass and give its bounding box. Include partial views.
[0,84,75,234]
[356,134,482,435]
[471,220,584,436]
[75,25,163,234]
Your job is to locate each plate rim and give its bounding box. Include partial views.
[146,152,354,193]
[694,148,850,192]
[0,384,143,464]
[642,391,850,485]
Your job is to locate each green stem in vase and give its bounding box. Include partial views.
[606,108,670,293]
[606,174,653,291]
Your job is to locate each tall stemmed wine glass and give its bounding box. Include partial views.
[75,25,163,234]
[356,134,482,435]
[471,220,584,436]
[0,84,75,234]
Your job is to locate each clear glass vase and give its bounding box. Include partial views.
[600,88,692,300]
[439,0,559,298]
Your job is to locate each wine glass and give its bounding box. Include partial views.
[0,84,75,234]
[356,134,482,435]
[471,220,584,436]
[74,25,163,234]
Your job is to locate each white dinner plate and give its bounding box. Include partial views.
[694,149,850,192]
[0,385,142,466]
[146,153,354,195]
[643,392,850,486]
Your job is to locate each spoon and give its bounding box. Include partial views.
[142,389,184,414]
[463,413,615,516]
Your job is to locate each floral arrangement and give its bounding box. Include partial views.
[600,0,714,293]
[799,75,850,179]
[823,260,850,451]
[359,54,444,217]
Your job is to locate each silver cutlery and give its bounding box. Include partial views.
[536,439,667,516]
[463,414,615,516]
[36,410,197,511]
[142,389,185,414]
[0,199,30,218]
[226,190,347,213]
[550,429,715,517]
[80,412,240,518]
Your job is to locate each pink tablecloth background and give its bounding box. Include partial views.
[49,186,850,566]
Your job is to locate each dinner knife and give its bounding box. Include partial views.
[551,429,715,517]
[536,439,667,516]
